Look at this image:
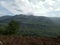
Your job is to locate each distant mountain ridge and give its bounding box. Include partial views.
[0,14,54,25]
[0,14,60,37]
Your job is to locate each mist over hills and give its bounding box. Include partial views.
[0,14,54,24]
[0,14,60,37]
[50,17,60,26]
[0,14,59,25]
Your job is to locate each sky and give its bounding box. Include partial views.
[0,0,60,17]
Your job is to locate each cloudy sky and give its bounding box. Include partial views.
[0,0,60,17]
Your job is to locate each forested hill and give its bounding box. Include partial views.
[0,14,60,37]
[0,14,54,25]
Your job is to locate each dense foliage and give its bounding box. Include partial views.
[0,20,19,35]
[0,15,60,37]
[4,20,19,35]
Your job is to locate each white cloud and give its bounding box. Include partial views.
[0,0,60,17]
[1,1,20,14]
[14,0,50,16]
[0,11,5,16]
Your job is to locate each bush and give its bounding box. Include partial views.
[3,20,19,35]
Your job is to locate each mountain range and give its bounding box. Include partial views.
[0,14,60,37]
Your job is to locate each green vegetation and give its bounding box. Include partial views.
[0,15,60,37]
[0,20,19,35]
[3,20,19,35]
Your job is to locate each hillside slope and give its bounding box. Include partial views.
[0,15,60,37]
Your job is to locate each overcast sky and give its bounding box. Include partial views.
[0,0,60,17]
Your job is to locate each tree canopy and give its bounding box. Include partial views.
[3,20,19,35]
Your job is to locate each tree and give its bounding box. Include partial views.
[3,20,19,35]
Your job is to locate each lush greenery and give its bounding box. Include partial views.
[0,14,60,37]
[0,20,19,35]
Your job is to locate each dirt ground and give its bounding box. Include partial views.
[0,36,60,45]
